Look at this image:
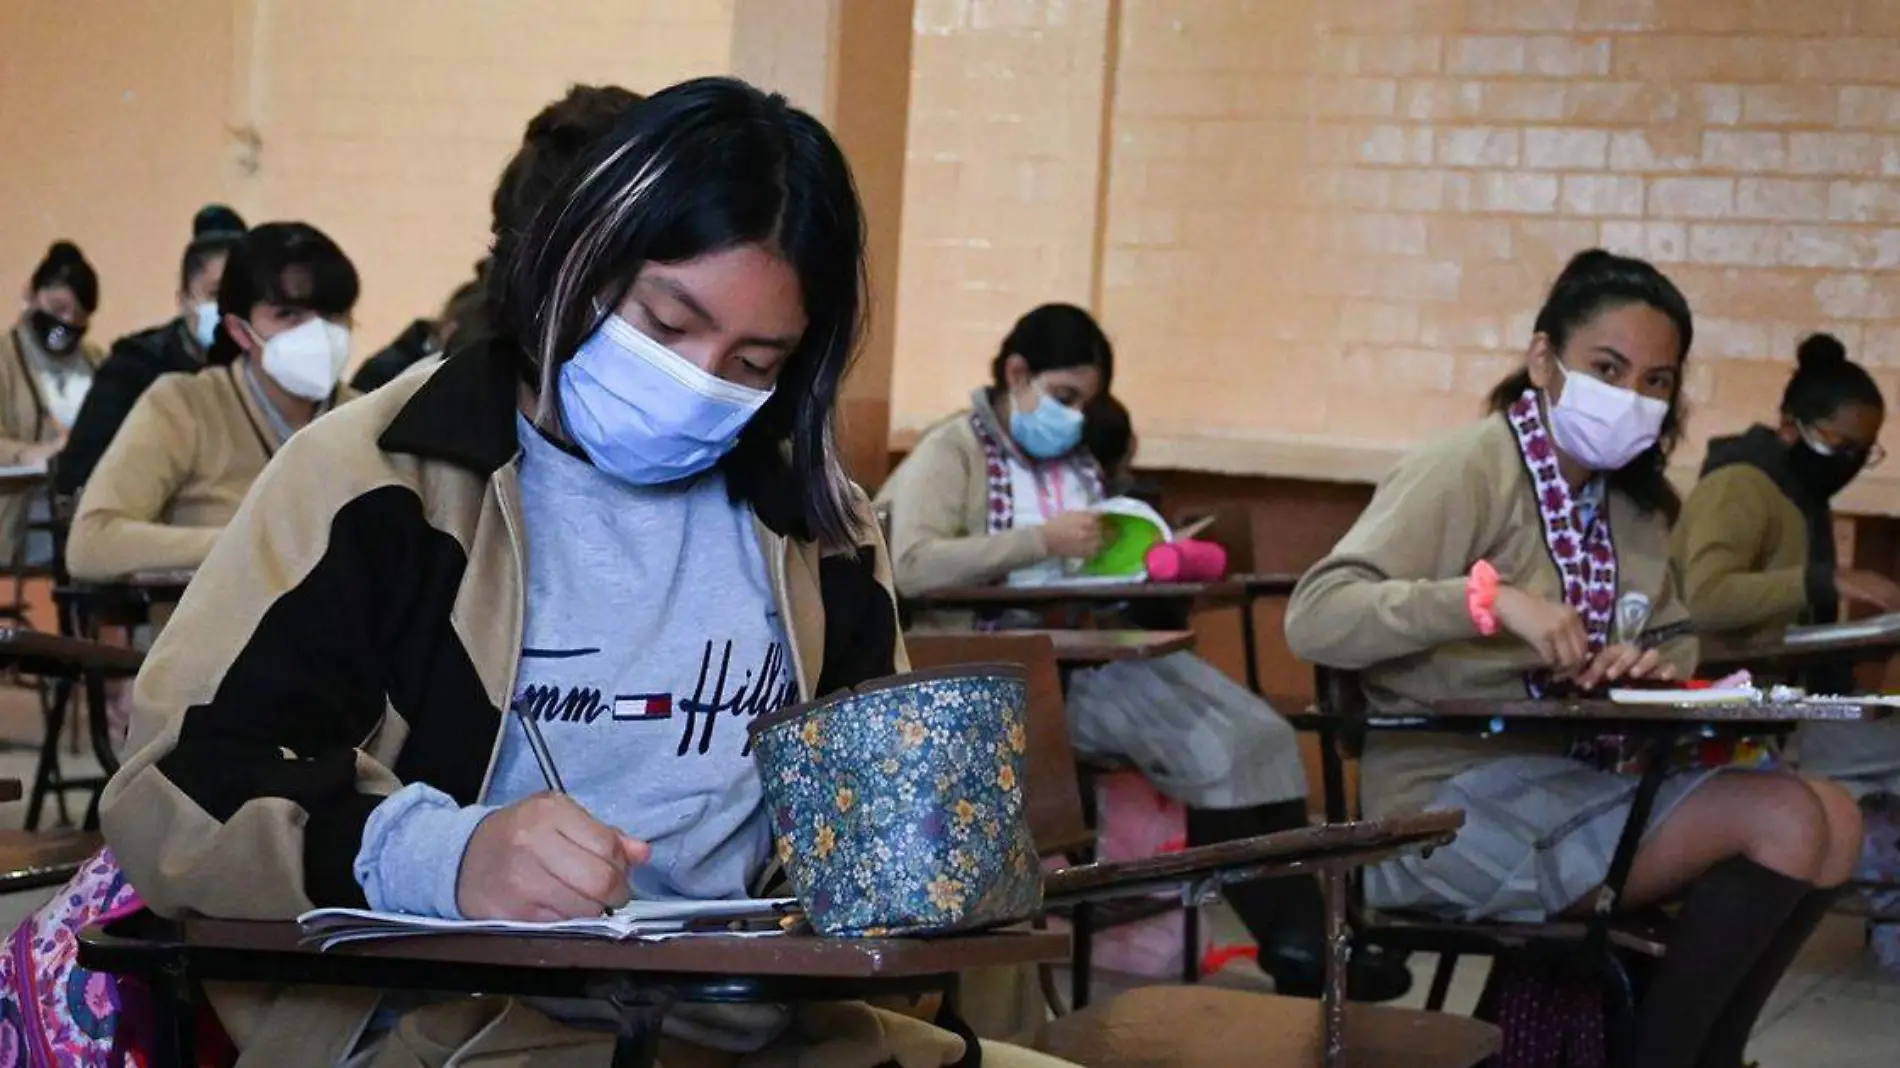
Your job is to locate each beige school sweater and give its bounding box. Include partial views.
[875,398,1052,597]
[66,363,339,581]
[1285,414,1699,820]
[0,324,103,562]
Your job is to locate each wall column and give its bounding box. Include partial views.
[731,0,914,488]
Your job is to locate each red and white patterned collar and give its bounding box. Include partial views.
[1505,390,1618,652]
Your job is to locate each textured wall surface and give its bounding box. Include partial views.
[894,0,1900,511]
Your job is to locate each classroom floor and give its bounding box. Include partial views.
[0,684,1892,1064]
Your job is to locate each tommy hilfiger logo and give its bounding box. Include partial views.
[512,639,797,757]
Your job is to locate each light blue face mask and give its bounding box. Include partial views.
[558,314,773,486]
[1010,388,1085,460]
[190,302,219,351]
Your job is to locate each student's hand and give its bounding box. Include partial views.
[1494,586,1590,674]
[1570,643,1677,691]
[456,793,653,922]
[1042,511,1105,560]
[1835,569,1900,614]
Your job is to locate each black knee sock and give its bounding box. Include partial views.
[1630,857,1813,1068]
[1693,885,1845,1068]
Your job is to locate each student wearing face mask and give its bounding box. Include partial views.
[2,240,103,563]
[876,305,1411,1003]
[97,79,1074,1068]
[65,222,356,582]
[56,206,248,496]
[1675,334,1900,796]
[1287,250,1865,1067]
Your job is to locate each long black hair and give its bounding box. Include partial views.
[207,222,360,366]
[490,76,867,550]
[179,204,248,294]
[1782,332,1883,424]
[991,303,1114,391]
[28,241,99,315]
[1486,248,1695,519]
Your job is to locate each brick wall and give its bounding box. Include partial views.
[1,1,736,362]
[895,0,1900,513]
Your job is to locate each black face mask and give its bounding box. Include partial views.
[26,309,85,356]
[1787,438,1867,501]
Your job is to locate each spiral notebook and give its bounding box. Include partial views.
[298,896,798,950]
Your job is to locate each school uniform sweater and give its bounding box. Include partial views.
[875,397,1054,597]
[1285,414,1699,821]
[1673,427,1840,661]
[56,317,206,495]
[65,362,340,581]
[0,323,103,561]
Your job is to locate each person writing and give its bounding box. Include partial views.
[877,304,1410,1001]
[1675,334,1900,799]
[66,222,358,581]
[1286,249,1864,1067]
[101,78,1071,1068]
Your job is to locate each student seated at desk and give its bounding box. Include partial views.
[1286,249,1864,1068]
[3,241,103,564]
[876,304,1411,1001]
[55,205,248,495]
[65,222,358,581]
[99,78,1072,1068]
[1674,335,1900,796]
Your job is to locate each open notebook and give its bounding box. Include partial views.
[299,896,799,950]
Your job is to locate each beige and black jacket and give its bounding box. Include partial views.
[100,341,924,1065]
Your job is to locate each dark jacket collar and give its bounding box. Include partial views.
[376,338,809,538]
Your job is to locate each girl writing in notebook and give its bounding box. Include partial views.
[877,305,1411,1001]
[1286,249,1864,1067]
[99,78,1070,1068]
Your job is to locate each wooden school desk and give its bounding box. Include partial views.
[1400,695,1886,1053]
[1698,627,1900,680]
[905,573,1300,693]
[79,812,1474,1068]
[0,627,143,829]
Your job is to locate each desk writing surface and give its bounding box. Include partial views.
[1031,628,1196,664]
[1698,629,1900,674]
[909,580,1248,610]
[0,627,144,677]
[1429,697,1886,724]
[180,920,1069,977]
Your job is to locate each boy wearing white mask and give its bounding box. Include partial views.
[66,221,357,581]
[1287,249,1864,1066]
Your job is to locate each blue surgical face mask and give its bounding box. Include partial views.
[190,302,219,351]
[558,313,773,486]
[1010,386,1085,460]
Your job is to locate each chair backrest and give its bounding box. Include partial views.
[903,631,1095,857]
[1173,506,1256,574]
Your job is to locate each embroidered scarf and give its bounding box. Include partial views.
[969,407,1106,536]
[1506,391,1619,694]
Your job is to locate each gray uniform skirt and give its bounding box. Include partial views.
[1063,651,1307,809]
[1365,754,1741,923]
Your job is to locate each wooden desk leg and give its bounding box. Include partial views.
[1321,870,1347,1068]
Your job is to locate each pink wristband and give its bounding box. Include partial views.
[1467,560,1500,637]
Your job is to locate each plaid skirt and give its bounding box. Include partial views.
[1364,754,1742,922]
